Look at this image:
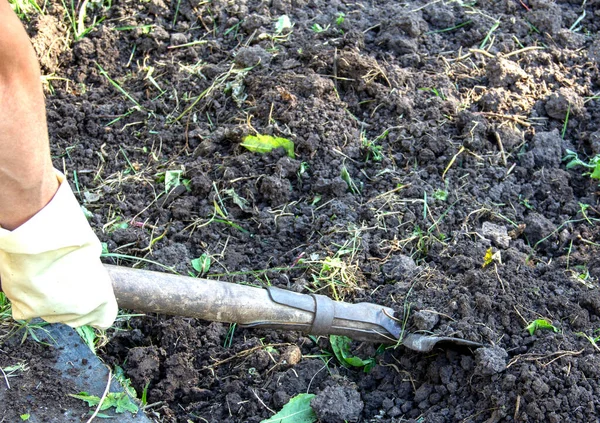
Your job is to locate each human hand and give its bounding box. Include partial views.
[0,171,118,329]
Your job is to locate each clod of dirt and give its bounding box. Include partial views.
[311,385,364,423]
[234,45,272,68]
[260,175,292,205]
[544,87,585,119]
[412,310,439,331]
[149,243,192,273]
[279,345,302,367]
[474,346,508,376]
[125,346,164,389]
[170,33,188,46]
[486,57,528,87]
[480,222,511,249]
[522,130,563,169]
[381,254,418,281]
[524,212,557,247]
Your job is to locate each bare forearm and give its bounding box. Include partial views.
[0,0,59,230]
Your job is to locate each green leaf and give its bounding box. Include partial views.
[70,392,138,414]
[75,325,97,355]
[165,169,183,193]
[114,393,139,413]
[260,393,317,423]
[241,134,295,158]
[591,162,600,180]
[81,205,94,219]
[275,15,292,33]
[525,319,559,336]
[20,414,30,421]
[191,253,211,275]
[70,392,100,407]
[330,335,375,372]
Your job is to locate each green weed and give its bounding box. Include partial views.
[563,149,600,181]
[75,325,107,355]
[330,335,375,372]
[433,189,448,201]
[311,23,329,33]
[260,393,317,423]
[361,128,390,162]
[191,253,211,276]
[70,391,138,415]
[562,104,571,138]
[426,20,472,35]
[224,323,236,348]
[480,21,500,49]
[418,87,446,100]
[241,134,295,158]
[341,165,360,195]
[61,0,110,41]
[525,319,558,336]
[8,0,43,20]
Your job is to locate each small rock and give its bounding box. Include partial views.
[481,222,511,249]
[475,346,508,375]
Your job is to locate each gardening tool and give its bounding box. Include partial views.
[107,265,483,352]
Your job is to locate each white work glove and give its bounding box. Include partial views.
[0,171,118,329]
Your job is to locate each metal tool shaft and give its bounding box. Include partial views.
[106,265,401,343]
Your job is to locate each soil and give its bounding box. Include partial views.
[11,0,600,422]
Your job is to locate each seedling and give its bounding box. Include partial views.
[341,165,360,194]
[525,319,558,336]
[561,104,571,138]
[70,391,138,415]
[570,265,594,288]
[241,134,295,158]
[164,169,183,193]
[20,414,30,421]
[275,15,293,34]
[426,20,472,35]
[433,189,448,201]
[191,253,211,276]
[75,325,107,355]
[113,366,137,398]
[311,23,330,33]
[480,21,500,49]
[335,12,345,26]
[563,149,600,180]
[224,323,236,348]
[330,335,375,372]
[61,0,109,41]
[8,0,43,20]
[223,188,248,210]
[260,393,317,423]
[361,128,389,162]
[518,195,534,210]
[96,64,141,109]
[418,87,446,100]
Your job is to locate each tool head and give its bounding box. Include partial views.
[401,333,484,352]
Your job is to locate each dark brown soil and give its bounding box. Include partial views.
[14,0,600,422]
